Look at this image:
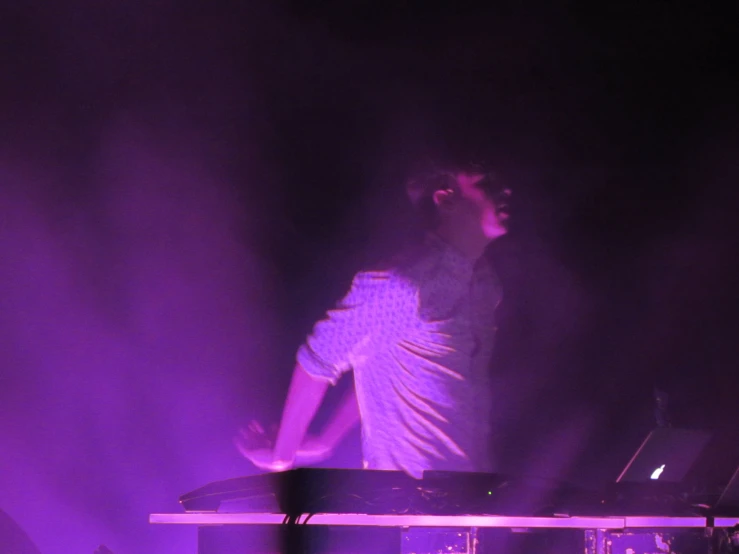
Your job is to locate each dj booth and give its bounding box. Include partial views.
[150,466,739,554]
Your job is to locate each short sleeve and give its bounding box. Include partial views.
[296,271,409,385]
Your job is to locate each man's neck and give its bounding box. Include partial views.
[434,226,490,262]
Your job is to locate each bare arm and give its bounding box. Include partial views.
[235,370,361,470]
[317,384,360,450]
[270,363,331,468]
[237,272,390,470]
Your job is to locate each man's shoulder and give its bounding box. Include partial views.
[350,267,416,298]
[364,241,440,278]
[356,245,440,290]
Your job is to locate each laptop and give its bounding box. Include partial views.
[714,465,739,514]
[616,427,712,484]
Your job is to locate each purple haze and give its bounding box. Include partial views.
[0,118,277,553]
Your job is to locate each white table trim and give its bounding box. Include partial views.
[150,512,739,529]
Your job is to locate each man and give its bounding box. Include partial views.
[236,162,512,479]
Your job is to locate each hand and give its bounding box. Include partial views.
[234,420,334,469]
[296,436,334,465]
[234,421,292,472]
[234,445,292,472]
[237,420,277,449]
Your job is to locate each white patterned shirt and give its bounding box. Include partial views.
[296,235,502,478]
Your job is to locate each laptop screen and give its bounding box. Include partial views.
[716,466,739,510]
[617,428,712,483]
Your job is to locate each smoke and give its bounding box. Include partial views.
[1,3,736,552]
[0,114,277,552]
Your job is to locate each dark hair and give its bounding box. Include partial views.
[405,168,457,230]
[405,160,503,230]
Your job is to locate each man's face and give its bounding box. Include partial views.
[453,172,511,240]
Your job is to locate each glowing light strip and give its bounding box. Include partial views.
[150,513,287,525]
[714,517,739,528]
[622,517,708,528]
[296,514,625,529]
[150,513,736,529]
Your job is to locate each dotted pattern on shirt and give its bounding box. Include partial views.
[296,235,502,478]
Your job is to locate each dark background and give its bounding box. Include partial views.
[1,1,738,552]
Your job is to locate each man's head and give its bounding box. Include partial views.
[406,163,512,254]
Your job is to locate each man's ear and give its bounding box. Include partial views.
[432,188,455,210]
